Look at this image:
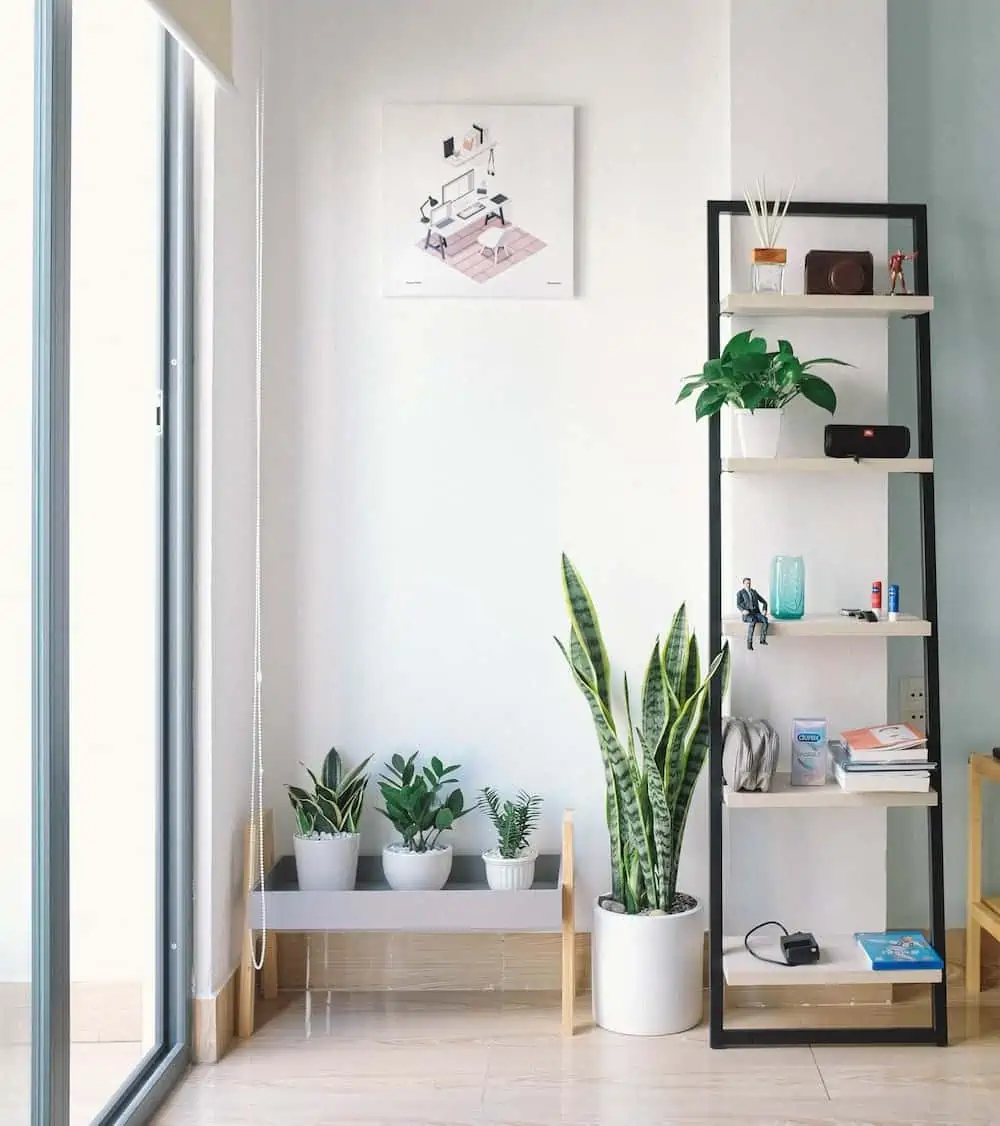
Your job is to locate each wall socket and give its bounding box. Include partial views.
[899,676,926,727]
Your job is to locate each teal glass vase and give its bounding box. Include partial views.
[770,555,805,620]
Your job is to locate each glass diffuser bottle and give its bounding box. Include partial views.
[770,555,805,620]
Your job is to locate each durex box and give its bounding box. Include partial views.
[791,718,828,786]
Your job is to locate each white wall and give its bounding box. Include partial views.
[193,0,263,996]
[258,0,730,923]
[725,0,890,935]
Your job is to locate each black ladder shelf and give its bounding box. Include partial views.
[706,200,948,1048]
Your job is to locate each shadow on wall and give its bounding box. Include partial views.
[887,0,1000,927]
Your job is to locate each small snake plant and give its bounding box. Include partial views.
[478,788,542,859]
[286,747,372,837]
[556,555,730,914]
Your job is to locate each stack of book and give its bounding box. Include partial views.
[830,723,934,793]
[854,930,944,971]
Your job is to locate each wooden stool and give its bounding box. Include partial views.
[966,753,1000,993]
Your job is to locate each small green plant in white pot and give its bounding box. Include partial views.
[377,752,469,891]
[286,748,372,891]
[478,788,542,891]
[557,555,730,1036]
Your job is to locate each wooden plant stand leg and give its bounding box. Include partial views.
[967,757,983,995]
[238,809,275,1037]
[561,810,576,1036]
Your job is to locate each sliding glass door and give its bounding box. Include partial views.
[28,3,193,1124]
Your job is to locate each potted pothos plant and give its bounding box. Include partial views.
[677,329,847,457]
[478,788,543,891]
[556,555,730,1036]
[286,747,372,891]
[377,752,469,890]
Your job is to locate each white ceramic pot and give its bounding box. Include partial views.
[592,895,705,1036]
[381,843,453,891]
[292,832,360,891]
[734,407,783,458]
[482,847,537,891]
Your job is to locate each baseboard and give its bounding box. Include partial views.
[0,981,143,1045]
[270,926,988,1009]
[192,966,239,1064]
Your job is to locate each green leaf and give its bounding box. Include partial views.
[675,379,702,403]
[778,338,793,355]
[446,788,466,815]
[694,386,727,420]
[640,639,667,757]
[645,755,673,911]
[801,357,852,370]
[561,555,612,714]
[739,384,768,410]
[663,687,706,809]
[681,632,701,702]
[431,755,444,776]
[670,643,731,892]
[391,753,405,773]
[321,747,342,791]
[434,807,454,830]
[663,604,689,699]
[799,375,837,414]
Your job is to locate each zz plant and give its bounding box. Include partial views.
[556,555,730,914]
[378,752,469,852]
[479,788,542,859]
[677,329,846,420]
[286,747,372,837]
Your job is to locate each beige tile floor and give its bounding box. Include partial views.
[150,989,1000,1126]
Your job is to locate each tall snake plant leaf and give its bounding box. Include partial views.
[561,645,655,904]
[562,554,612,714]
[644,756,673,912]
[681,632,701,704]
[668,643,731,897]
[663,688,707,808]
[556,638,624,900]
[663,604,689,700]
[641,639,668,755]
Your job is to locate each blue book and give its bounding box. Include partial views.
[854,931,944,971]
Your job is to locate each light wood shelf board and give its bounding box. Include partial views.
[722,457,933,475]
[723,933,943,987]
[722,614,932,638]
[721,293,934,317]
[724,772,937,809]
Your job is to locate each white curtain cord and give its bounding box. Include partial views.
[248,36,267,972]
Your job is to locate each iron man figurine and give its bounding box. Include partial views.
[888,249,917,295]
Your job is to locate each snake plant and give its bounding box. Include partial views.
[287,747,372,837]
[556,555,731,914]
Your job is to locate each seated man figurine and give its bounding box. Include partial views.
[737,577,768,650]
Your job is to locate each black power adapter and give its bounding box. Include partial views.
[780,931,820,966]
[745,921,821,967]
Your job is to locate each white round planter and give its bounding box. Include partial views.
[293,832,360,891]
[592,895,705,1036]
[381,843,453,891]
[482,847,537,891]
[734,407,783,458]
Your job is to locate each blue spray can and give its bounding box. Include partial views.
[888,583,900,621]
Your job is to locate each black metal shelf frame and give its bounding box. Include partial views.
[706,200,947,1049]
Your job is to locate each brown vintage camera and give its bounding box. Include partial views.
[805,250,874,296]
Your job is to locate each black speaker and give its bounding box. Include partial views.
[824,424,911,459]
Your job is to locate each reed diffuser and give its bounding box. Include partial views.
[744,178,795,294]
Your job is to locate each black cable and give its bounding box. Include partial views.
[744,919,791,967]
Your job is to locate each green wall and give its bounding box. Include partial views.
[888,0,1000,926]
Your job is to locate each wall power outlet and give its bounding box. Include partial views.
[900,676,926,727]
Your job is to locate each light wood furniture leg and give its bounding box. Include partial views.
[261,813,279,1000]
[238,809,275,1037]
[967,757,983,994]
[561,810,576,1036]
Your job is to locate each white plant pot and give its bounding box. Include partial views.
[292,832,360,891]
[734,407,783,458]
[482,847,537,891]
[381,843,453,891]
[592,895,705,1036]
